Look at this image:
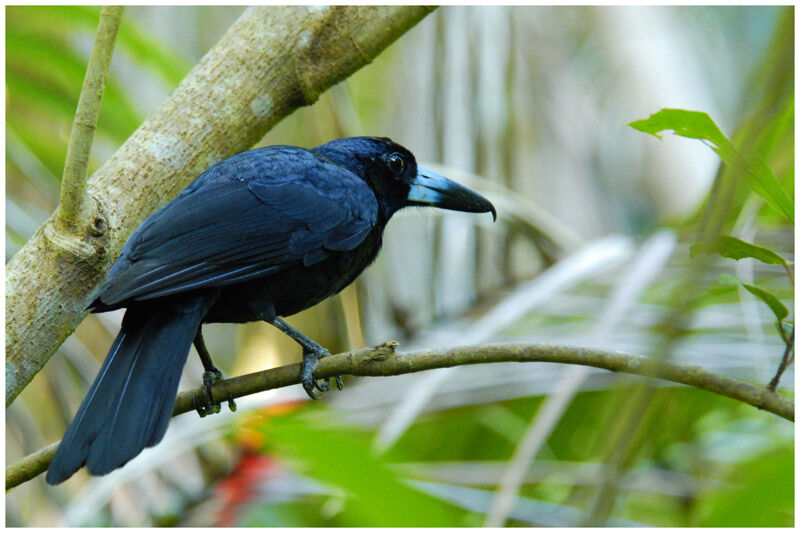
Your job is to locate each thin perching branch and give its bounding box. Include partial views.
[5,342,793,490]
[56,5,124,231]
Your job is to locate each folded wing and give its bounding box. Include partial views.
[96,148,378,308]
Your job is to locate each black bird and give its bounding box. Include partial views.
[45,136,495,484]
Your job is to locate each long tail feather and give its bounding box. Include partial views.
[46,296,212,484]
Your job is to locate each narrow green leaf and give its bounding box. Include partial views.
[8,5,191,88]
[690,235,788,267]
[6,73,78,122]
[741,284,789,323]
[628,108,794,224]
[7,40,141,141]
[715,274,790,330]
[725,150,793,226]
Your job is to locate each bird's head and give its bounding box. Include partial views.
[314,137,496,222]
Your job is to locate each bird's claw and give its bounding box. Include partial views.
[193,367,226,417]
[300,347,343,399]
[203,367,223,389]
[193,391,218,417]
[301,351,324,399]
[226,392,237,412]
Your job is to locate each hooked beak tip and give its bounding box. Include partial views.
[410,166,498,220]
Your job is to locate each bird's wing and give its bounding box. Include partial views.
[97,148,378,306]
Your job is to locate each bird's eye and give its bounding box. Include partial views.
[386,153,405,175]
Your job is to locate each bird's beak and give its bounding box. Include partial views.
[407,166,497,221]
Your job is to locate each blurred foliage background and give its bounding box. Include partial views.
[5,5,793,527]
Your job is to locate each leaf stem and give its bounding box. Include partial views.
[783,262,794,286]
[768,328,795,392]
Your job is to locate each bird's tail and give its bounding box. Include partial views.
[46,296,212,484]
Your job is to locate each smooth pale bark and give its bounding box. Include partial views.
[57,6,124,231]
[6,6,436,404]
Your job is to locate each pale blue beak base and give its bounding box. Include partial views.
[407,166,497,220]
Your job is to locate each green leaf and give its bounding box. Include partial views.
[715,273,789,326]
[628,108,731,147]
[7,109,70,177]
[7,6,191,89]
[690,235,788,267]
[257,409,464,526]
[694,445,793,526]
[628,108,794,224]
[741,284,789,323]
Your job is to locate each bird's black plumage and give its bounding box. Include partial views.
[46,137,495,484]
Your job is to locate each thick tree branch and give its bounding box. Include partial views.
[57,6,123,232]
[6,342,793,490]
[5,6,436,405]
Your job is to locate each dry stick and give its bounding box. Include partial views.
[6,343,793,491]
[56,6,124,231]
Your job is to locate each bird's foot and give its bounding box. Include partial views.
[193,367,236,417]
[301,347,343,399]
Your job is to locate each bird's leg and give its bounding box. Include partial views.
[268,317,343,399]
[195,329,223,383]
[192,328,231,417]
